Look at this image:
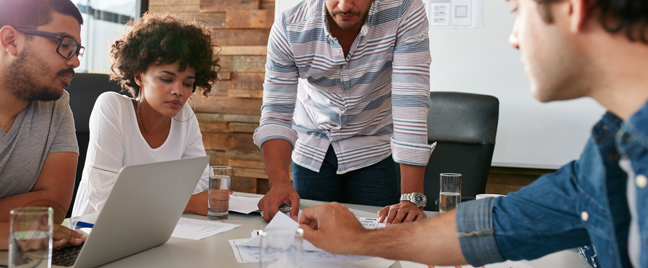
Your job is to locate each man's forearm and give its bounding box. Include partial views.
[355,210,467,265]
[0,191,69,223]
[399,164,425,193]
[261,139,294,186]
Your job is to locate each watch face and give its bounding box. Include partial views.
[415,195,425,204]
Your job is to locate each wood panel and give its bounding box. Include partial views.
[229,122,259,133]
[232,167,268,179]
[218,46,267,56]
[260,0,275,10]
[232,72,264,90]
[226,150,263,161]
[205,150,227,166]
[193,96,262,115]
[211,29,271,46]
[228,159,265,169]
[199,121,228,133]
[228,89,263,98]
[148,5,200,13]
[231,176,258,193]
[226,10,274,28]
[484,166,555,195]
[149,0,199,6]
[196,113,260,123]
[200,0,260,12]
[202,133,257,151]
[218,55,266,73]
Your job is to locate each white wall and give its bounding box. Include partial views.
[276,0,606,169]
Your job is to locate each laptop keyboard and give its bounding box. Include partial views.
[52,246,83,267]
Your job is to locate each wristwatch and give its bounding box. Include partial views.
[400,192,427,208]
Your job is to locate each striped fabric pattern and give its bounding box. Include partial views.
[253,0,435,174]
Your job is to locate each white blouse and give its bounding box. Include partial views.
[72,92,209,217]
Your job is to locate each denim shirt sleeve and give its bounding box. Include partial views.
[456,197,505,266]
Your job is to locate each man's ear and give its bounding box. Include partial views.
[569,0,589,33]
[0,26,20,56]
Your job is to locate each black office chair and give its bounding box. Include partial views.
[398,92,499,211]
[65,73,123,218]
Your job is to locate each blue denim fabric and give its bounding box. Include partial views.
[456,101,648,268]
[292,145,400,207]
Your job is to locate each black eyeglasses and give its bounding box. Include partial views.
[15,27,85,59]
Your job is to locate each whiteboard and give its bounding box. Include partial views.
[275,0,606,169]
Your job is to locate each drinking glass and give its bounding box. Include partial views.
[208,166,231,221]
[9,207,54,268]
[439,173,462,213]
[259,227,303,268]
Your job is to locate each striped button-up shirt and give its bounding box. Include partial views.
[253,0,435,174]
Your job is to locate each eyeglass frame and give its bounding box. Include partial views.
[14,27,85,59]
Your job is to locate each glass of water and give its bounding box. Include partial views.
[9,207,54,268]
[209,166,231,221]
[259,227,303,268]
[439,173,462,213]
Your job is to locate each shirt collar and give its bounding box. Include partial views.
[322,0,375,39]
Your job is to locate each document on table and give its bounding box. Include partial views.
[356,217,386,229]
[171,217,240,240]
[229,238,393,267]
[400,260,536,268]
[229,195,261,214]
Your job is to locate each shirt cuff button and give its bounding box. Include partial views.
[636,174,647,189]
[581,211,589,222]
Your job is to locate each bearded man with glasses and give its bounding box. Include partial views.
[0,0,87,250]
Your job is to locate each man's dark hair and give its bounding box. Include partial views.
[535,0,648,43]
[0,0,83,29]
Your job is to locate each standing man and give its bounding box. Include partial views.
[298,0,648,267]
[255,0,435,223]
[0,0,87,249]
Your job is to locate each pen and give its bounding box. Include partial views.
[73,220,95,228]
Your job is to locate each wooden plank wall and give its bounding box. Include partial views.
[147,0,554,196]
[149,0,275,193]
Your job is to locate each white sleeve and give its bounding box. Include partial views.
[182,114,210,193]
[83,93,126,212]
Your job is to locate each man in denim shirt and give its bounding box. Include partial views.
[297,0,648,267]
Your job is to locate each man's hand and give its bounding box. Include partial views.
[258,181,300,222]
[298,202,369,254]
[52,224,86,249]
[377,200,427,225]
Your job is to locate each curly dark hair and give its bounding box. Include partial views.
[535,0,648,43]
[109,12,219,97]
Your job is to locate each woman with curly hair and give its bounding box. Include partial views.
[72,13,219,217]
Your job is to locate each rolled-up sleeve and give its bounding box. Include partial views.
[456,198,506,266]
[253,13,300,149]
[390,0,435,166]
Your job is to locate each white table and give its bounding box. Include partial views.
[0,193,592,268]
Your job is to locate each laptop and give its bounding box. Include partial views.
[0,156,210,268]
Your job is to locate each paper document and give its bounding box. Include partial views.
[229,195,262,214]
[242,211,323,251]
[229,238,393,267]
[356,217,386,229]
[423,0,484,28]
[171,217,240,240]
[400,260,536,268]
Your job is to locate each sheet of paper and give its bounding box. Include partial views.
[171,217,240,240]
[242,211,323,251]
[229,238,393,268]
[229,195,261,214]
[423,0,484,28]
[356,217,386,229]
[400,260,536,268]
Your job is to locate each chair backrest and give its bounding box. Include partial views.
[403,92,499,211]
[65,73,123,218]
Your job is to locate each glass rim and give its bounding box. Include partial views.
[259,227,304,237]
[9,207,53,215]
[440,173,462,177]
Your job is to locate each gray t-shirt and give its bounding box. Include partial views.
[0,91,79,199]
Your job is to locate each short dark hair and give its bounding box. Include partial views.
[109,12,219,97]
[0,0,83,29]
[535,0,648,43]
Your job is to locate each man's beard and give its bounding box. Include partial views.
[4,49,74,102]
